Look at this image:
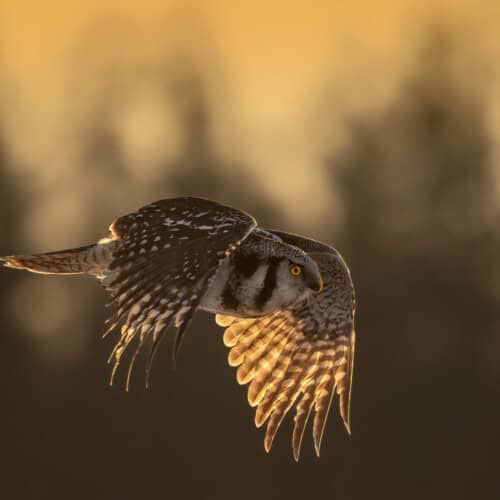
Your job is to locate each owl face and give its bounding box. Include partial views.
[240,254,324,317]
[201,244,323,318]
[270,255,323,307]
[276,254,323,300]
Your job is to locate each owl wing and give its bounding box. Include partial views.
[103,197,256,389]
[216,246,355,461]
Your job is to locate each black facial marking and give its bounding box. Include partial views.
[233,251,260,278]
[222,282,239,310]
[255,257,280,309]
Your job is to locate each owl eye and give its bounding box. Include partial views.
[289,264,302,276]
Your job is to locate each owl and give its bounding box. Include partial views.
[1,197,356,460]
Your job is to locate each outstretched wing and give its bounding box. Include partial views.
[103,197,256,389]
[216,251,355,461]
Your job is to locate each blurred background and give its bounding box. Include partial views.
[1,1,500,498]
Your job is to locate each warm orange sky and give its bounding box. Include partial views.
[1,0,500,237]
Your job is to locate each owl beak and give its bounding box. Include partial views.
[308,272,324,293]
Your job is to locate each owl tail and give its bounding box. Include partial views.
[0,244,103,275]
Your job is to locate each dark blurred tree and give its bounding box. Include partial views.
[336,30,495,268]
[327,29,500,499]
[0,114,23,344]
[80,101,128,180]
[77,54,282,225]
[161,63,282,225]
[0,119,23,254]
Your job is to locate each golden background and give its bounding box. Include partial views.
[0,1,499,499]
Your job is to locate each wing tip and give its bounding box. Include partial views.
[247,389,264,408]
[343,416,352,435]
[292,435,302,462]
[264,437,273,454]
[313,436,322,458]
[216,314,234,327]
[254,413,266,428]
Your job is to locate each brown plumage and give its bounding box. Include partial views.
[1,197,356,460]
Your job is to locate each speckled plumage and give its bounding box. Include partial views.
[1,196,356,460]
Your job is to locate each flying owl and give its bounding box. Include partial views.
[1,197,356,460]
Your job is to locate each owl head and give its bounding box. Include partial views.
[240,238,324,316]
[200,232,325,318]
[270,251,323,306]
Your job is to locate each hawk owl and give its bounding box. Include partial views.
[1,197,356,461]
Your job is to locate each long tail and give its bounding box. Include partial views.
[0,244,104,275]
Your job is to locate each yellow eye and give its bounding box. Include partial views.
[290,264,302,276]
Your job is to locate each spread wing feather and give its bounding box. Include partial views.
[102,197,256,388]
[216,251,355,461]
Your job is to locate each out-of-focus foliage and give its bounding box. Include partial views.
[328,31,500,498]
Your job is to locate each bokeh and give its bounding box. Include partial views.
[1,2,500,499]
